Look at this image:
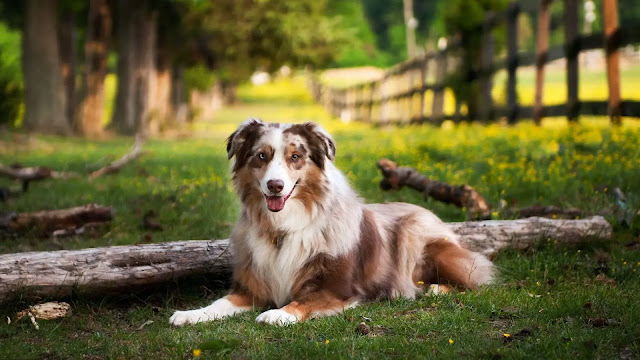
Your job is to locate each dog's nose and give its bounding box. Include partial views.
[267,179,284,194]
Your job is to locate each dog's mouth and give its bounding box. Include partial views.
[264,181,298,212]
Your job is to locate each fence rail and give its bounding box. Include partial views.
[308,0,640,125]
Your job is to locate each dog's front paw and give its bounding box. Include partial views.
[255,309,298,326]
[169,310,210,327]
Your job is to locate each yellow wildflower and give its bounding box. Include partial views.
[193,349,202,358]
[503,333,511,338]
[449,338,454,345]
[325,339,330,345]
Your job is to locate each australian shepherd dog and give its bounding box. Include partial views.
[170,119,494,326]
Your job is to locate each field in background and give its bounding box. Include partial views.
[1,76,639,359]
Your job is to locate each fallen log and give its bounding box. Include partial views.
[0,216,611,302]
[510,205,583,219]
[1,204,113,235]
[0,164,77,191]
[0,137,144,189]
[377,158,491,219]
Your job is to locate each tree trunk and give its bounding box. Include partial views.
[78,0,112,137]
[58,10,77,128]
[0,216,611,302]
[111,0,156,135]
[22,0,72,135]
[147,45,173,135]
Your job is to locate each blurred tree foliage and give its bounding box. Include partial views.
[361,0,441,65]
[182,0,350,84]
[0,22,22,125]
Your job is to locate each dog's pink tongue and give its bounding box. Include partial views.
[266,197,286,212]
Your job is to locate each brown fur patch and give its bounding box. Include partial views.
[292,165,326,213]
[356,210,391,298]
[291,253,355,301]
[248,145,274,169]
[282,290,353,321]
[227,121,265,171]
[423,240,481,289]
[284,123,332,168]
[232,263,273,306]
[226,292,267,309]
[284,143,306,170]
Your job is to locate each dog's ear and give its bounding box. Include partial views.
[226,118,264,160]
[303,122,336,162]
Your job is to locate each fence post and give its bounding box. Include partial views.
[380,76,389,124]
[603,0,622,125]
[432,50,447,123]
[480,12,495,122]
[564,0,579,122]
[506,2,520,124]
[534,0,552,125]
[418,59,427,123]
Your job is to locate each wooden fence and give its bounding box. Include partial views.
[308,0,640,125]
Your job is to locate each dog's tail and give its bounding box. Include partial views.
[425,240,495,289]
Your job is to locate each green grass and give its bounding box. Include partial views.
[1,76,640,359]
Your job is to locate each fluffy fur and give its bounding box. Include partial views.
[170,119,495,327]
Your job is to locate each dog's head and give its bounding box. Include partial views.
[227,118,335,212]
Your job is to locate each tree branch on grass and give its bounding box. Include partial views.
[0,216,611,302]
[89,136,145,179]
[377,158,491,220]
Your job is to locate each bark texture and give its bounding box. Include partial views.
[0,216,611,302]
[377,158,491,219]
[58,10,77,126]
[0,240,232,301]
[79,0,112,137]
[112,0,156,135]
[22,0,72,135]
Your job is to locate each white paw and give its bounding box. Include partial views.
[255,309,298,326]
[169,309,210,327]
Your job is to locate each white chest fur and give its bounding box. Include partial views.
[248,230,314,307]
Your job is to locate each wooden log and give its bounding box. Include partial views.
[0,216,611,301]
[512,205,582,219]
[377,158,491,220]
[0,239,233,301]
[1,204,113,234]
[1,137,143,189]
[450,216,611,256]
[0,164,77,191]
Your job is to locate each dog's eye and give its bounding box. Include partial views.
[291,154,300,162]
[258,153,266,160]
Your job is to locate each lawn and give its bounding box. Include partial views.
[1,75,639,359]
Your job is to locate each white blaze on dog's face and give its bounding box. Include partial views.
[227,118,336,213]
